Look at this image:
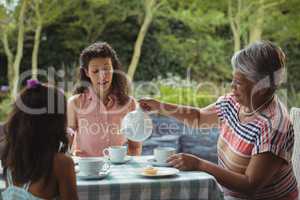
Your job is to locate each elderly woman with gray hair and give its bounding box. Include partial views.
[139,41,298,200]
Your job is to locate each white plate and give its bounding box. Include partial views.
[77,170,110,180]
[139,167,179,178]
[106,156,132,164]
[147,158,172,167]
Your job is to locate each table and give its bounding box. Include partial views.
[77,156,223,200]
[0,156,224,200]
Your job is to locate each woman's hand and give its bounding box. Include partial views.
[138,98,161,113]
[167,153,202,171]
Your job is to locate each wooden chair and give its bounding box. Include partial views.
[290,107,300,192]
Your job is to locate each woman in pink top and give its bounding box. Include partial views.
[68,42,142,157]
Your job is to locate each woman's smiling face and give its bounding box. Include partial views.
[231,71,254,107]
[85,57,113,93]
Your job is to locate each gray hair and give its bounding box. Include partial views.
[231,41,285,90]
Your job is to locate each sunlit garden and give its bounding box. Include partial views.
[0,0,299,199]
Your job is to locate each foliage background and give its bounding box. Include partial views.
[0,0,300,121]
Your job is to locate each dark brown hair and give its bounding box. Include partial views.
[1,84,68,187]
[74,42,130,105]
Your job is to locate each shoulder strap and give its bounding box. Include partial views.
[22,180,31,191]
[6,168,31,191]
[6,168,13,186]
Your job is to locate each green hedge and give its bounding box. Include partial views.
[154,85,217,107]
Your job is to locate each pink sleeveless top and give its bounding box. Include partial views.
[69,88,136,156]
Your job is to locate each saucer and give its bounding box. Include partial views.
[107,156,132,164]
[72,156,103,165]
[147,158,172,167]
[77,170,110,180]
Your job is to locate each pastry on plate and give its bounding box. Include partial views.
[143,167,158,175]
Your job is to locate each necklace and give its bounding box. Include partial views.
[240,95,275,116]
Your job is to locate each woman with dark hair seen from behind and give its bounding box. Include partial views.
[140,41,298,200]
[1,81,78,200]
[68,42,142,157]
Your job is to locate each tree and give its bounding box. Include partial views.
[62,0,137,53]
[227,0,286,51]
[127,0,164,80]
[153,0,231,82]
[263,0,300,42]
[228,0,242,52]
[0,0,28,98]
[30,0,70,79]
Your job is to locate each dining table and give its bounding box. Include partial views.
[0,155,224,200]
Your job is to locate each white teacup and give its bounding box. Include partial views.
[154,147,176,164]
[103,146,127,163]
[78,158,110,175]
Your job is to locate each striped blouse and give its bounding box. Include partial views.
[215,94,298,200]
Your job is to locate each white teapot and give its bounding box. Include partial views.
[120,105,153,142]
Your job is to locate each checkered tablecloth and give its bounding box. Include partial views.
[0,156,224,200]
[77,156,223,200]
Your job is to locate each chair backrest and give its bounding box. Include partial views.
[0,122,6,157]
[290,107,300,192]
